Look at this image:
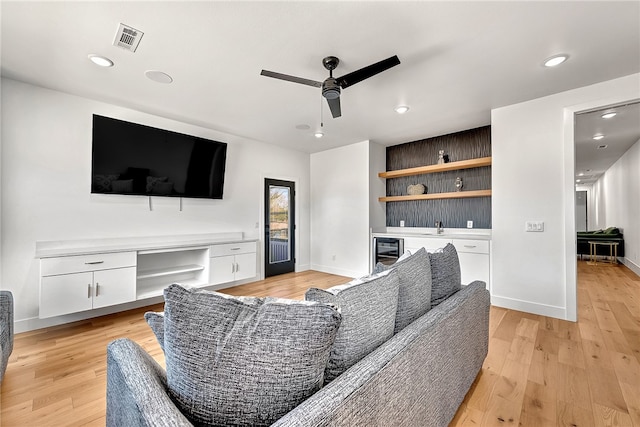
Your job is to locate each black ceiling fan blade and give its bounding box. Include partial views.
[337,55,400,89]
[327,97,342,118]
[260,70,322,88]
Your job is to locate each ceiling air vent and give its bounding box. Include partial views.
[113,23,143,52]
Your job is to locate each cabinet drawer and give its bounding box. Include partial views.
[452,239,489,254]
[210,241,256,257]
[41,251,137,276]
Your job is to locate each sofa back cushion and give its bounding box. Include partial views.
[162,284,341,426]
[373,248,433,334]
[305,269,400,383]
[429,243,462,307]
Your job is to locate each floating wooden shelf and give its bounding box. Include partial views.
[379,189,492,202]
[378,157,492,179]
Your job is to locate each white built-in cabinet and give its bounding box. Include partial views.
[210,242,258,285]
[39,252,137,318]
[37,234,258,319]
[404,236,490,288]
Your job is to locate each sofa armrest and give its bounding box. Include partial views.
[106,338,192,427]
[1,290,14,383]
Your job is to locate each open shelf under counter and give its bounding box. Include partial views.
[378,157,492,179]
[379,189,491,202]
[136,264,205,280]
[136,277,209,300]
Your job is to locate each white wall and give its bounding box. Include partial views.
[492,73,640,321]
[1,78,311,331]
[310,140,374,278]
[591,138,640,274]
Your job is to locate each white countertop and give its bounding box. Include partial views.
[371,227,491,241]
[35,232,258,258]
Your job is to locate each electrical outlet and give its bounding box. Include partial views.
[525,221,545,232]
[467,220,473,229]
[400,220,405,227]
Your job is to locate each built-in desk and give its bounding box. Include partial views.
[36,233,258,318]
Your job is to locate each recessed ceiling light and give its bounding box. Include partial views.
[88,54,114,67]
[601,112,617,119]
[394,105,409,114]
[314,132,324,138]
[578,172,584,176]
[145,70,173,84]
[593,134,604,140]
[543,54,569,67]
[576,179,581,183]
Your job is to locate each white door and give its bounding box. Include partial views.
[40,272,93,318]
[93,267,137,309]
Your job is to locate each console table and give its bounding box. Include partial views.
[587,240,619,265]
[36,233,258,318]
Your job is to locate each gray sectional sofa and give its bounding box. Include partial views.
[106,245,490,426]
[0,290,14,384]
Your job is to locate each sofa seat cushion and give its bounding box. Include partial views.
[373,247,433,334]
[430,243,462,307]
[305,269,400,383]
[162,284,341,427]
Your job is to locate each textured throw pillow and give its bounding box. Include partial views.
[163,284,341,427]
[110,179,133,193]
[305,269,400,383]
[375,247,432,334]
[146,176,168,193]
[429,243,462,307]
[92,174,119,192]
[144,311,165,351]
[150,181,174,195]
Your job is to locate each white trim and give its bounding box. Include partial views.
[309,263,357,279]
[491,295,566,320]
[623,258,640,277]
[562,94,640,322]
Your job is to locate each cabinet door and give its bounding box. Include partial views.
[458,252,489,287]
[210,255,236,285]
[40,272,93,318]
[234,253,257,281]
[93,267,137,309]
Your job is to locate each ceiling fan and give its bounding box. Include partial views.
[260,55,401,118]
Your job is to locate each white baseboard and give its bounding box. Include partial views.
[490,295,568,320]
[622,257,640,277]
[295,263,310,272]
[309,263,359,279]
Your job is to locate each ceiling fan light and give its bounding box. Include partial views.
[395,105,409,114]
[88,54,114,67]
[543,54,569,67]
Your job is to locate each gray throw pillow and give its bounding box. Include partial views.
[305,269,400,383]
[375,247,432,333]
[429,243,462,307]
[144,311,165,351]
[163,284,341,427]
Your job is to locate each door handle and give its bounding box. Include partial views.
[85,261,104,265]
[95,283,100,297]
[88,284,91,298]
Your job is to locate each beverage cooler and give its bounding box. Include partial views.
[373,237,404,267]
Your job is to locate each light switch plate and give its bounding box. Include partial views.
[467,220,473,229]
[525,221,544,232]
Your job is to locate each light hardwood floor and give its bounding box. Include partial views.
[1,262,639,426]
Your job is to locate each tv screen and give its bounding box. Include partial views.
[91,115,227,199]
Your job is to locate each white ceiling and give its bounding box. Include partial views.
[1,1,639,161]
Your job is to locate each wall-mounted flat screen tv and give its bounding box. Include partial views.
[91,115,227,199]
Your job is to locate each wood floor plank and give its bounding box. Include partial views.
[1,262,638,427]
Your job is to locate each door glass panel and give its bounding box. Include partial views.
[269,185,290,264]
